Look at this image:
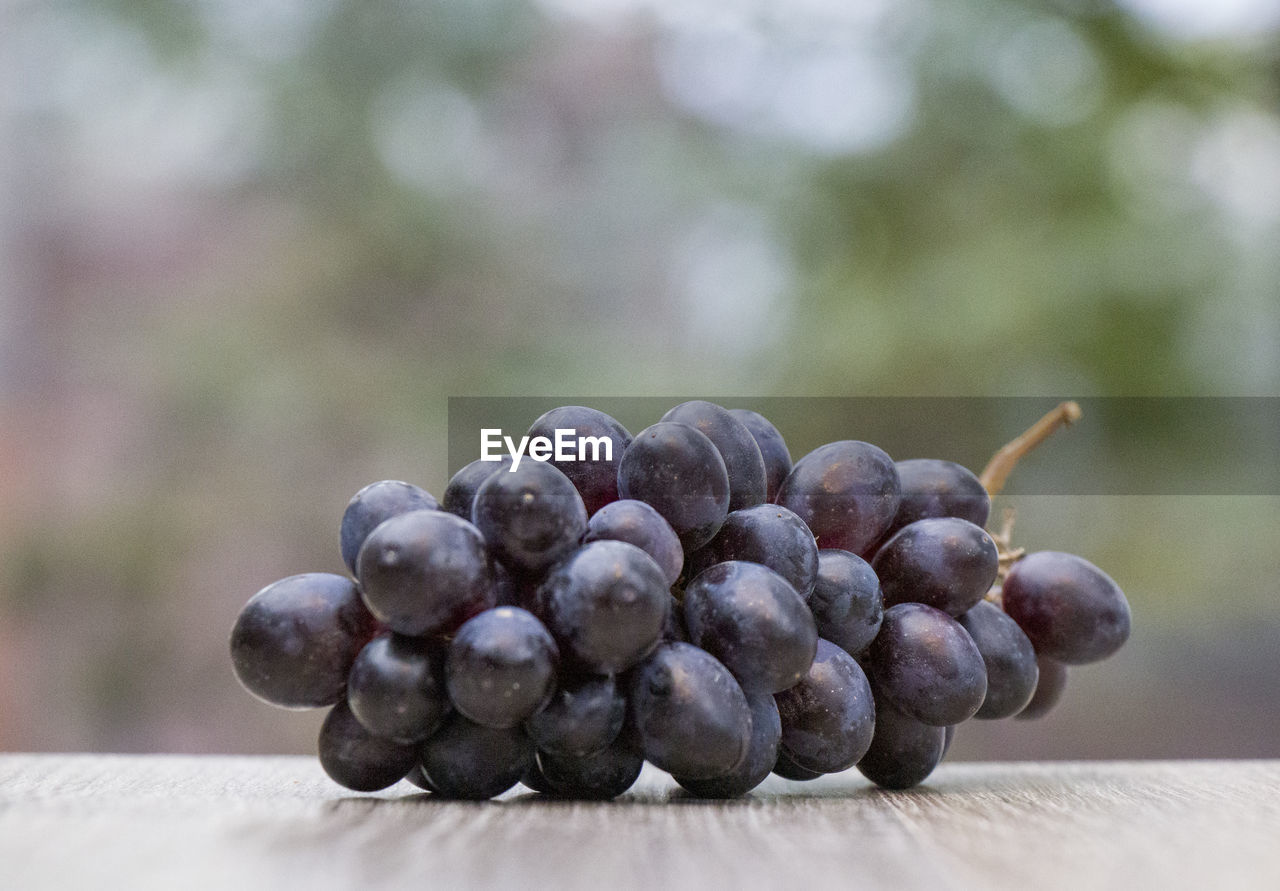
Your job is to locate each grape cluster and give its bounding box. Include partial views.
[230,402,1131,799]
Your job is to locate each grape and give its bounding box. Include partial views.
[772,749,823,781]
[660,401,767,511]
[535,742,643,799]
[774,638,876,773]
[537,540,670,674]
[357,510,494,637]
[472,461,588,577]
[686,504,819,601]
[1002,551,1131,664]
[340,480,439,576]
[347,633,451,743]
[446,607,558,729]
[491,561,537,610]
[230,573,378,709]
[626,641,752,780]
[865,603,987,727]
[419,713,534,800]
[442,457,511,520]
[683,561,817,694]
[808,549,883,658]
[728,408,792,503]
[584,499,684,587]
[1016,654,1069,720]
[882,458,989,543]
[611,709,645,759]
[675,692,781,798]
[776,441,901,557]
[956,600,1039,720]
[525,673,625,758]
[519,759,556,794]
[616,422,730,552]
[871,517,999,617]
[318,700,418,792]
[526,406,632,515]
[662,591,690,643]
[405,763,438,793]
[235,402,1133,798]
[856,695,947,790]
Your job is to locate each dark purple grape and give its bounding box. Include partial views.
[527,406,632,515]
[584,499,684,587]
[357,510,494,637]
[318,700,418,792]
[405,763,438,793]
[491,561,538,609]
[442,457,511,520]
[686,505,819,601]
[472,461,588,578]
[535,742,643,800]
[729,408,792,503]
[519,759,556,794]
[808,549,883,658]
[662,591,689,643]
[419,713,534,800]
[611,708,646,759]
[627,642,752,780]
[616,422,730,552]
[774,638,876,773]
[776,441,901,557]
[957,600,1039,720]
[856,695,947,790]
[871,517,999,617]
[1016,655,1069,720]
[683,561,817,694]
[882,458,989,543]
[340,480,439,576]
[230,573,379,709]
[1002,551,1130,664]
[773,749,823,781]
[525,674,625,758]
[347,633,451,743]
[446,607,558,728]
[865,603,987,727]
[675,692,781,798]
[660,401,767,511]
[536,540,669,674]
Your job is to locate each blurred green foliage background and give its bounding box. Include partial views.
[0,0,1276,759]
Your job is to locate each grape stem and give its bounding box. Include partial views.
[986,508,1024,601]
[980,401,1081,602]
[979,401,1082,498]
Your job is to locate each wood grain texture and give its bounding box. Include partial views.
[2,755,1277,890]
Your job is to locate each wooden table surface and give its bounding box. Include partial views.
[2,754,1277,890]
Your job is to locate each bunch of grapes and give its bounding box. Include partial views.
[230,401,1130,799]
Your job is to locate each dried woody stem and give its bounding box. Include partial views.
[979,401,1082,498]
[980,401,1082,602]
[985,508,1023,603]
